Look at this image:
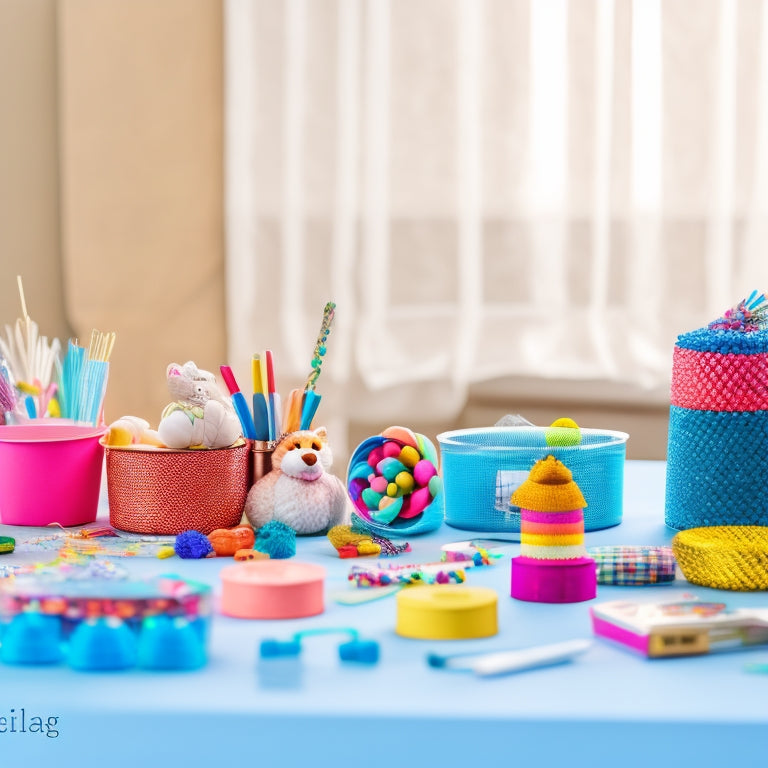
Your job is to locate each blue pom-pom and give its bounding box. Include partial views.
[254,521,296,559]
[174,530,213,559]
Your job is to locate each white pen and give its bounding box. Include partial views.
[428,638,592,677]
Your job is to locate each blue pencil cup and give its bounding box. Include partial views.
[436,427,628,532]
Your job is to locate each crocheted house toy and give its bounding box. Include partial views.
[509,455,596,603]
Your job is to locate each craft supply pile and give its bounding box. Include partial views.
[1,286,768,676]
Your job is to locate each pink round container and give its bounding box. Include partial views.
[0,424,106,527]
[219,561,326,619]
[511,556,597,603]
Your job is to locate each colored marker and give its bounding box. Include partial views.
[264,350,281,441]
[219,365,256,440]
[284,388,304,434]
[251,355,270,440]
[299,390,321,430]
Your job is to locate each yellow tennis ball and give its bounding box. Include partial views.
[545,417,581,447]
[550,417,579,430]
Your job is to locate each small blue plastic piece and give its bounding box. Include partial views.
[338,639,380,664]
[260,629,379,666]
[260,639,302,658]
[0,612,64,665]
[137,616,206,670]
[68,618,138,671]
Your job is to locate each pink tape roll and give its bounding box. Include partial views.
[219,561,325,619]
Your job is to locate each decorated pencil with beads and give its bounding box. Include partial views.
[300,302,336,430]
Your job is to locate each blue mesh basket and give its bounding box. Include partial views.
[436,427,628,532]
[665,407,768,529]
[664,304,768,530]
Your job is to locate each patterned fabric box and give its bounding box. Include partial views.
[589,545,676,586]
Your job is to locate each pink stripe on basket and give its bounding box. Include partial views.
[671,347,768,411]
[520,509,584,525]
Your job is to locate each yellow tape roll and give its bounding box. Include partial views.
[395,585,498,640]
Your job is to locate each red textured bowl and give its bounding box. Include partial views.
[105,441,251,535]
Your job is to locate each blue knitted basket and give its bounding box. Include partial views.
[665,407,768,529]
[436,427,628,533]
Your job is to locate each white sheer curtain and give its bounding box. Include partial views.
[224,0,768,453]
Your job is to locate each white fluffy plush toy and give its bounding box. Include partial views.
[157,361,242,449]
[244,427,351,535]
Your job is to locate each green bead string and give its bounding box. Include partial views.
[305,302,336,391]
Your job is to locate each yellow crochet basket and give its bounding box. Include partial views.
[672,526,768,591]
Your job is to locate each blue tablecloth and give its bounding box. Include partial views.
[0,460,765,767]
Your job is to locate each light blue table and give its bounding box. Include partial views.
[0,460,765,767]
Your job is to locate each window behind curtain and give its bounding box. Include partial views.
[224,0,768,455]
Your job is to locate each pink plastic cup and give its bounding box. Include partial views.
[0,424,107,527]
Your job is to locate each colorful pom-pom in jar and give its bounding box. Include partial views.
[346,426,444,536]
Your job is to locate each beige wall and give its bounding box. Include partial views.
[0,0,227,425]
[0,0,71,343]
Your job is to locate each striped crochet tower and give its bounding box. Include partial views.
[510,455,596,603]
[665,291,768,530]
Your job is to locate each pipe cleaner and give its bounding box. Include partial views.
[349,561,467,587]
[327,517,411,559]
[441,544,500,566]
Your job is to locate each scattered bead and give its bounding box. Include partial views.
[0,536,15,554]
[156,546,176,559]
[234,549,270,561]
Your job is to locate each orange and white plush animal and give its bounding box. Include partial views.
[244,428,351,535]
